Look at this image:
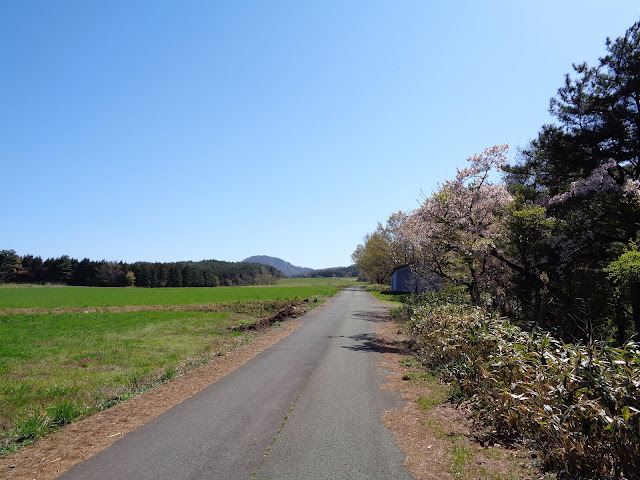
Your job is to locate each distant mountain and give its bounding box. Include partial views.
[242,255,313,277]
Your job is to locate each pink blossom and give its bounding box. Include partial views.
[549,159,640,205]
[398,144,512,293]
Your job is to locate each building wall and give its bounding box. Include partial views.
[391,266,412,293]
[391,265,441,293]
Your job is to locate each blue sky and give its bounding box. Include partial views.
[2,1,639,269]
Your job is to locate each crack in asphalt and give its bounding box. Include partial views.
[250,378,310,480]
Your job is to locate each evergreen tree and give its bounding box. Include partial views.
[0,249,22,283]
[167,264,183,287]
[503,20,640,341]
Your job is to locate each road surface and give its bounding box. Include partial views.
[58,286,413,480]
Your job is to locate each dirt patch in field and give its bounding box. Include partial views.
[232,302,307,331]
[0,319,305,480]
[375,315,541,480]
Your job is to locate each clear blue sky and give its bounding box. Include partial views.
[2,1,639,269]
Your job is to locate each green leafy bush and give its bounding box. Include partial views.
[405,299,640,479]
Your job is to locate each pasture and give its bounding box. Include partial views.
[0,280,346,453]
[0,282,344,310]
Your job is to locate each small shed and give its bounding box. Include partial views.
[390,264,441,293]
[390,265,413,293]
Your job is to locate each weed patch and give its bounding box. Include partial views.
[450,443,475,478]
[13,413,48,445]
[46,401,84,428]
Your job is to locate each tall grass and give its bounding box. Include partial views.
[401,297,640,479]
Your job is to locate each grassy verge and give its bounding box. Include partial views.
[396,355,537,480]
[363,284,408,306]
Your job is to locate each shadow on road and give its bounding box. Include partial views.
[351,311,390,323]
[341,333,407,355]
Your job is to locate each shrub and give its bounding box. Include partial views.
[405,299,640,479]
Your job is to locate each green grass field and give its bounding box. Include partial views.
[369,290,407,306]
[0,282,345,310]
[0,280,349,453]
[1,310,237,425]
[362,284,407,306]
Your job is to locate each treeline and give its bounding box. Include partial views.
[297,265,359,278]
[0,250,282,287]
[353,20,640,344]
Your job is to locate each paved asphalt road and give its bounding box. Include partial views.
[58,286,413,480]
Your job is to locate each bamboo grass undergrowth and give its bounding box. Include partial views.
[400,295,640,479]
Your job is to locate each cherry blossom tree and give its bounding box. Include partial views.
[400,144,512,304]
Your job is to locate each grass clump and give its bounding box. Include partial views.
[13,413,48,444]
[159,366,178,383]
[47,400,84,427]
[450,443,475,478]
[4,402,84,451]
[416,393,446,412]
[402,296,640,479]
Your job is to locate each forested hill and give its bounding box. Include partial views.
[242,256,313,277]
[243,255,358,278]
